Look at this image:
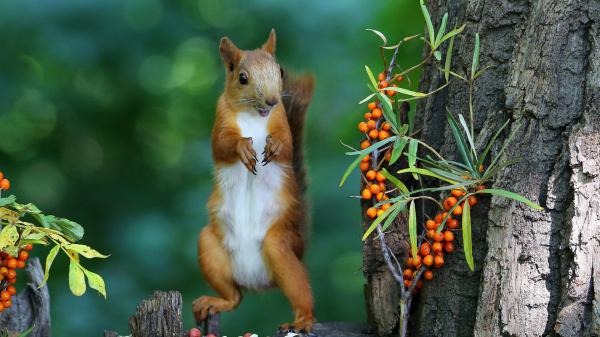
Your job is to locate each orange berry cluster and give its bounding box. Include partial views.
[0,171,10,191]
[0,245,33,312]
[403,187,483,290]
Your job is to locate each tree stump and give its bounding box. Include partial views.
[0,257,51,337]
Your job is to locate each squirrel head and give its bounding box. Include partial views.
[219,29,283,117]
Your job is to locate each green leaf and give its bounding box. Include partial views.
[362,202,402,240]
[0,225,19,250]
[64,243,109,259]
[408,139,419,180]
[380,168,409,195]
[471,33,480,80]
[82,267,107,299]
[420,0,435,46]
[16,325,36,337]
[486,122,521,174]
[344,136,397,156]
[41,245,60,287]
[409,200,418,259]
[434,50,442,60]
[379,86,427,97]
[389,137,408,165]
[434,13,448,46]
[458,114,478,161]
[397,167,459,185]
[477,188,543,211]
[365,65,378,89]
[477,119,510,167]
[69,256,86,296]
[462,201,474,271]
[366,28,388,45]
[0,195,16,207]
[48,217,85,242]
[435,24,465,47]
[358,92,376,105]
[376,92,398,130]
[447,113,476,173]
[339,153,367,187]
[444,35,455,82]
[381,203,404,232]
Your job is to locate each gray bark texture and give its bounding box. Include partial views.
[0,257,51,337]
[410,0,600,337]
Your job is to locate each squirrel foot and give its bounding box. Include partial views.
[236,137,257,174]
[192,295,237,323]
[277,318,313,334]
[262,135,283,165]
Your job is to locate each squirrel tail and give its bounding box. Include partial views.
[282,71,314,194]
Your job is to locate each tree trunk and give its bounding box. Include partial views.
[410,0,600,337]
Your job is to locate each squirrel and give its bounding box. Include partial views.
[193,29,315,333]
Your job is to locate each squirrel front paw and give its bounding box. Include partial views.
[236,137,257,174]
[262,135,283,166]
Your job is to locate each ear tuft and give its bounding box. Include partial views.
[219,37,240,70]
[262,29,276,56]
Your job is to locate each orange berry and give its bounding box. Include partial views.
[375,172,386,182]
[425,219,437,230]
[419,243,431,256]
[432,242,443,253]
[367,119,377,130]
[376,209,384,217]
[376,192,384,202]
[406,257,414,267]
[369,184,380,194]
[18,251,28,261]
[396,75,404,82]
[6,259,17,269]
[427,229,436,239]
[452,205,463,216]
[0,179,9,190]
[443,230,455,242]
[423,254,434,267]
[381,203,391,211]
[443,197,458,211]
[360,140,371,149]
[412,255,422,268]
[386,85,397,96]
[0,172,3,181]
[0,267,7,275]
[368,129,379,139]
[434,255,444,268]
[378,181,385,191]
[433,232,444,242]
[443,242,455,253]
[3,300,11,308]
[361,154,370,163]
[368,102,377,110]
[378,80,389,89]
[447,219,459,229]
[417,280,423,289]
[378,130,390,140]
[0,291,9,301]
[377,72,385,81]
[371,108,382,119]
[0,302,4,312]
[451,189,466,197]
[404,279,411,288]
[359,162,370,172]
[365,170,377,180]
[362,189,372,200]
[16,260,25,269]
[364,112,372,120]
[468,195,478,207]
[403,269,413,280]
[25,244,33,251]
[382,122,391,131]
[0,275,4,281]
[477,185,487,193]
[435,213,443,224]
[7,286,16,296]
[384,150,391,161]
[366,207,377,219]
[424,269,433,281]
[8,278,16,284]
[7,269,16,279]
[358,122,369,133]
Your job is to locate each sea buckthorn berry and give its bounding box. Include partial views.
[369,184,380,195]
[366,207,377,219]
[434,255,444,268]
[451,189,465,197]
[7,269,16,279]
[447,219,459,229]
[375,172,386,182]
[468,195,478,207]
[376,209,384,217]
[359,162,369,172]
[377,72,385,81]
[0,302,4,312]
[423,254,434,267]
[425,219,437,230]
[362,189,372,200]
[368,129,379,139]
[435,213,443,224]
[371,108,382,119]
[384,150,391,161]
[443,230,455,242]
[443,242,455,253]
[403,269,413,280]
[433,232,444,242]
[366,170,377,180]
[3,300,12,308]
[404,280,411,288]
[378,182,385,191]
[360,140,371,149]
[6,259,17,269]
[424,269,433,281]
[16,260,25,269]
[0,291,10,301]
[396,75,404,82]
[366,120,377,130]
[386,89,395,97]
[376,192,384,202]
[443,197,458,211]
[7,286,16,296]
[417,280,423,289]
[477,185,487,192]
[378,81,389,89]
[412,255,422,268]
[361,154,370,163]
[427,229,436,239]
[420,243,431,256]
[364,112,372,120]
[25,244,33,251]
[382,122,392,131]
[406,257,414,267]
[378,130,390,140]
[8,278,16,284]
[381,203,391,211]
[0,179,9,190]
[358,122,368,133]
[0,267,7,275]
[18,251,29,261]
[432,242,443,253]
[452,205,463,216]
[0,172,3,181]
[368,102,377,110]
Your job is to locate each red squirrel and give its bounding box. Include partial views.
[193,29,315,332]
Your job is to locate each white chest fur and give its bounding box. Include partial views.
[216,111,285,289]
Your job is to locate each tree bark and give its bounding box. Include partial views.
[411,1,600,337]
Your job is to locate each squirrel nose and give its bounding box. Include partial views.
[265,97,279,108]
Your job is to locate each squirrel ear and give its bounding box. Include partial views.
[261,29,276,56]
[219,37,241,71]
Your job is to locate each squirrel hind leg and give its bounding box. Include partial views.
[195,224,242,323]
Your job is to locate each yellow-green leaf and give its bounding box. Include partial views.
[477,188,544,211]
[41,245,60,287]
[462,201,474,271]
[365,65,378,89]
[0,225,19,250]
[64,244,109,259]
[69,257,86,296]
[409,200,418,260]
[83,268,107,299]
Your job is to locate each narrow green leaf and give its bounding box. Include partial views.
[362,202,401,241]
[477,119,510,167]
[82,268,107,299]
[64,243,109,259]
[358,92,376,105]
[434,50,442,60]
[447,113,476,173]
[339,153,367,187]
[381,203,404,232]
[434,13,448,46]
[420,0,435,46]
[462,201,474,271]
[458,114,478,161]
[365,65,378,89]
[435,24,465,47]
[471,33,480,80]
[41,245,60,287]
[409,200,418,259]
[16,325,36,337]
[366,28,388,45]
[477,188,543,211]
[376,92,398,130]
[389,137,408,165]
[344,136,397,156]
[380,86,427,97]
[380,168,409,195]
[444,35,455,82]
[408,139,419,180]
[397,167,460,185]
[0,195,16,207]
[487,122,521,174]
[69,255,86,296]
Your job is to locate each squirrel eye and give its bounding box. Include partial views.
[238,72,248,85]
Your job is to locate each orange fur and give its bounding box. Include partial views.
[193,29,314,332]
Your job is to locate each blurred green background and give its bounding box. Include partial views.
[0,0,421,335]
